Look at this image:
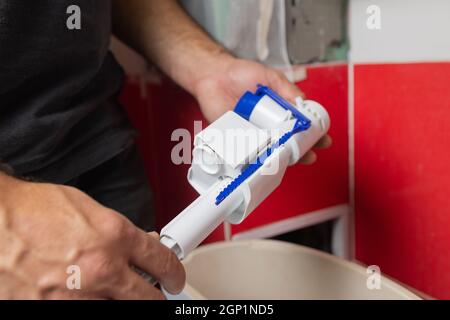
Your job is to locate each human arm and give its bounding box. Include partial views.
[112,0,331,163]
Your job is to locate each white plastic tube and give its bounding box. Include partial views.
[160,179,245,260]
[137,180,244,285]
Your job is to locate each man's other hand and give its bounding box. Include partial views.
[0,173,185,299]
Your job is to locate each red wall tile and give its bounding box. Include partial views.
[354,62,450,299]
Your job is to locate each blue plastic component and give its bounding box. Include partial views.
[215,85,312,205]
[234,91,263,120]
[234,85,311,132]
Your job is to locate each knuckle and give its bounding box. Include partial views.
[85,251,115,281]
[272,69,286,82]
[267,69,288,88]
[275,69,285,79]
[101,214,133,242]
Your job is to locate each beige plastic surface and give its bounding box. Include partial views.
[182,240,421,300]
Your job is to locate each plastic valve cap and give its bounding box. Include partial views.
[234,91,263,120]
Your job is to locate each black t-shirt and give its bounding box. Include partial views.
[0,0,136,183]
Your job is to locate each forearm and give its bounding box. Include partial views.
[112,0,234,95]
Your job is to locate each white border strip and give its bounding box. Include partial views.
[232,204,349,241]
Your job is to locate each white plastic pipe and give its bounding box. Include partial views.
[160,179,245,260]
[136,180,244,285]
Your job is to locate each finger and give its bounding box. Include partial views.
[298,150,317,165]
[267,69,305,101]
[282,82,305,102]
[313,135,332,149]
[129,229,186,294]
[112,269,166,300]
[282,81,305,101]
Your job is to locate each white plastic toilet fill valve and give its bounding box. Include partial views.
[135,85,330,286]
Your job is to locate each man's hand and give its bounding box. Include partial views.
[0,173,185,299]
[113,0,331,165]
[193,57,332,164]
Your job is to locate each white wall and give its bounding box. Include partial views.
[349,0,450,63]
